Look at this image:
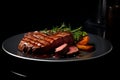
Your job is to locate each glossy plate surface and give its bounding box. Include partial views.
[2,33,113,62]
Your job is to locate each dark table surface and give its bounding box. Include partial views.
[0,1,120,79]
[0,16,119,79]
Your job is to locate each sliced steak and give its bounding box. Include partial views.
[55,43,69,55]
[53,45,79,58]
[67,46,79,55]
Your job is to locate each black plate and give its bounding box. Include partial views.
[2,33,112,62]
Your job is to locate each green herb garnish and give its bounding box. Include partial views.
[41,23,88,42]
[71,27,87,41]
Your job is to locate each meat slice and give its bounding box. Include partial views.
[53,45,79,58]
[18,31,74,54]
[55,43,68,53]
[55,43,69,55]
[67,46,79,55]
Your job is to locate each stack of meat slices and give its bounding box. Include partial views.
[18,31,79,57]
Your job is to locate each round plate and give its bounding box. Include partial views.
[2,33,113,62]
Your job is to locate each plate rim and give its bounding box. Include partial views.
[2,33,113,62]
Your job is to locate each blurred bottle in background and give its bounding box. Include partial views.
[84,0,120,41]
[106,0,120,42]
[84,0,106,38]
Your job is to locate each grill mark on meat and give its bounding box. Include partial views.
[32,33,54,43]
[19,38,43,54]
[34,31,48,37]
[18,40,38,53]
[49,36,60,41]
[19,32,55,54]
[24,34,50,46]
[23,37,43,47]
[25,31,54,44]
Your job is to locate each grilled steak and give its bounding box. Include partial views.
[18,31,74,54]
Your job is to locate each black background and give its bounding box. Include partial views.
[0,0,120,79]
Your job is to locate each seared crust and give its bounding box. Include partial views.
[18,31,74,54]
